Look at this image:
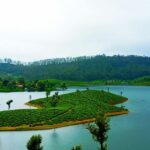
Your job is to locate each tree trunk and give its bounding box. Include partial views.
[100,142,104,150]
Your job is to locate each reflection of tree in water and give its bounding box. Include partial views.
[49,129,60,150]
[51,129,59,139]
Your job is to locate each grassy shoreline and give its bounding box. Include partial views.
[25,102,42,109]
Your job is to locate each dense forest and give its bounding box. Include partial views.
[0,55,150,81]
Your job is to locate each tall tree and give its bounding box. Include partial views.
[27,134,43,150]
[45,88,53,99]
[87,111,110,150]
[50,92,59,114]
[6,100,13,110]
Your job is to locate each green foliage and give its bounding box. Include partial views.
[27,134,43,150]
[60,82,67,90]
[0,90,127,127]
[30,90,127,126]
[50,92,60,114]
[0,109,63,127]
[87,111,110,150]
[71,145,82,150]
[131,76,150,85]
[0,77,24,92]
[0,55,150,81]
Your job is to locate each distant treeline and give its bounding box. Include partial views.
[0,55,150,81]
[0,77,68,92]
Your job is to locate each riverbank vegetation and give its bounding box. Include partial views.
[0,76,149,92]
[0,55,150,92]
[0,90,128,130]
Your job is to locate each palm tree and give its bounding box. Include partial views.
[87,111,110,150]
[27,134,43,150]
[71,145,82,150]
[50,92,59,114]
[6,99,13,110]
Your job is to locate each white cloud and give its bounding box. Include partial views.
[0,0,150,61]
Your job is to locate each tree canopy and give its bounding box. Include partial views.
[0,55,150,81]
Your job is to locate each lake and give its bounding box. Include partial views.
[0,89,77,111]
[0,86,150,150]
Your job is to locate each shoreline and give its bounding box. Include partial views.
[0,110,128,131]
[0,84,149,93]
[25,102,43,109]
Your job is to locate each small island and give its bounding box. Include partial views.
[0,90,128,131]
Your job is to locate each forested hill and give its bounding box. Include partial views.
[0,55,150,81]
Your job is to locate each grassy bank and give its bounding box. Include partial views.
[0,90,128,131]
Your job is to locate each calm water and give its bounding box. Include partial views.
[0,89,77,111]
[0,86,150,150]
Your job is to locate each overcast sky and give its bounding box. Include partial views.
[0,0,150,61]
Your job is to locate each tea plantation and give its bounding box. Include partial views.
[0,90,128,128]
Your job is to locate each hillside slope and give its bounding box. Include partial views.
[0,55,150,81]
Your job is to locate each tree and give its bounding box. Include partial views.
[6,99,13,110]
[17,77,25,87]
[50,92,59,114]
[36,81,45,91]
[27,134,43,150]
[71,145,82,150]
[87,111,110,150]
[60,83,67,90]
[29,95,32,101]
[45,89,50,99]
[2,80,9,87]
[45,88,53,99]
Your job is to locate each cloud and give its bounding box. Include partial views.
[0,0,150,61]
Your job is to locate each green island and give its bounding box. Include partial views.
[0,90,128,131]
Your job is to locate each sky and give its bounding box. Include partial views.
[0,0,150,61]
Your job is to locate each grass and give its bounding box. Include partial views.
[0,109,64,127]
[47,79,129,86]
[130,76,150,86]
[0,90,128,130]
[0,88,24,92]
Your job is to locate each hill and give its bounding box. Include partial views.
[0,55,150,81]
